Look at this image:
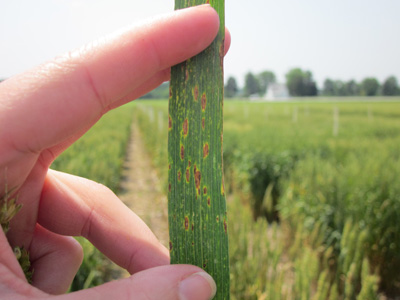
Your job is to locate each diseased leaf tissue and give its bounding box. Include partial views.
[168,0,229,299]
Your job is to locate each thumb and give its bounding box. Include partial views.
[58,265,217,300]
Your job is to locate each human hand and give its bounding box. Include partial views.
[0,4,230,299]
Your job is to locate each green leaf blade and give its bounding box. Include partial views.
[168,1,229,299]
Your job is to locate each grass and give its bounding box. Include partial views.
[47,97,400,298]
[134,97,400,299]
[51,103,134,291]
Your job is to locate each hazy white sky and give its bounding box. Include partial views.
[1,0,399,88]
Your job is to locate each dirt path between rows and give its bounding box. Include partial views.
[118,122,169,248]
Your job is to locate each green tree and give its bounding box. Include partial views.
[141,82,170,99]
[323,79,360,96]
[382,76,400,96]
[225,76,238,98]
[345,80,360,96]
[285,68,317,96]
[334,80,347,96]
[323,78,335,96]
[361,77,380,96]
[257,71,276,96]
[244,72,260,97]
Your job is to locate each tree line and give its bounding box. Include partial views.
[225,68,400,98]
[4,71,398,99]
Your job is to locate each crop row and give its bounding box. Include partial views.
[51,104,134,291]
[134,99,400,299]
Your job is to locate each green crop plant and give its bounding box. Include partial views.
[168,0,229,298]
[1,183,33,283]
[134,99,400,298]
[52,104,135,291]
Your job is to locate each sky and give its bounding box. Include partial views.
[1,0,399,88]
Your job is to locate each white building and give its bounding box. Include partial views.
[265,83,290,100]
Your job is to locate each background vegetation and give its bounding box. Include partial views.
[220,71,400,99]
[50,97,400,299]
[134,98,400,299]
[51,104,134,291]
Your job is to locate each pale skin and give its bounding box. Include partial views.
[0,5,231,300]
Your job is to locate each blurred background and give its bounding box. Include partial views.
[1,0,400,91]
[2,1,400,299]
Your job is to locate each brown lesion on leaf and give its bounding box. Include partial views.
[178,171,182,182]
[203,186,207,195]
[207,197,211,207]
[168,115,172,130]
[216,216,220,222]
[193,85,199,102]
[224,219,228,234]
[194,166,201,195]
[180,145,185,160]
[203,143,209,158]
[191,223,194,231]
[183,118,188,137]
[201,93,207,111]
[185,168,190,183]
[169,241,173,251]
[184,216,189,231]
[202,118,205,130]
[168,184,171,193]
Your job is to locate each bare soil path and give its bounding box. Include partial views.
[118,122,169,248]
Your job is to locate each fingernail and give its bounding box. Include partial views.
[179,272,217,300]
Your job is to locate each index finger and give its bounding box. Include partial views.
[0,5,220,156]
[39,170,169,274]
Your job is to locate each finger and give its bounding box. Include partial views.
[38,170,169,274]
[225,27,232,56]
[56,265,216,300]
[0,5,220,156]
[26,26,230,163]
[0,263,46,299]
[29,224,83,295]
[116,26,232,106]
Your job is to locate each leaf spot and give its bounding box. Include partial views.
[186,169,190,183]
[201,93,207,111]
[203,143,209,158]
[180,145,185,160]
[193,86,199,102]
[195,169,201,192]
[183,118,188,136]
[184,216,189,231]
